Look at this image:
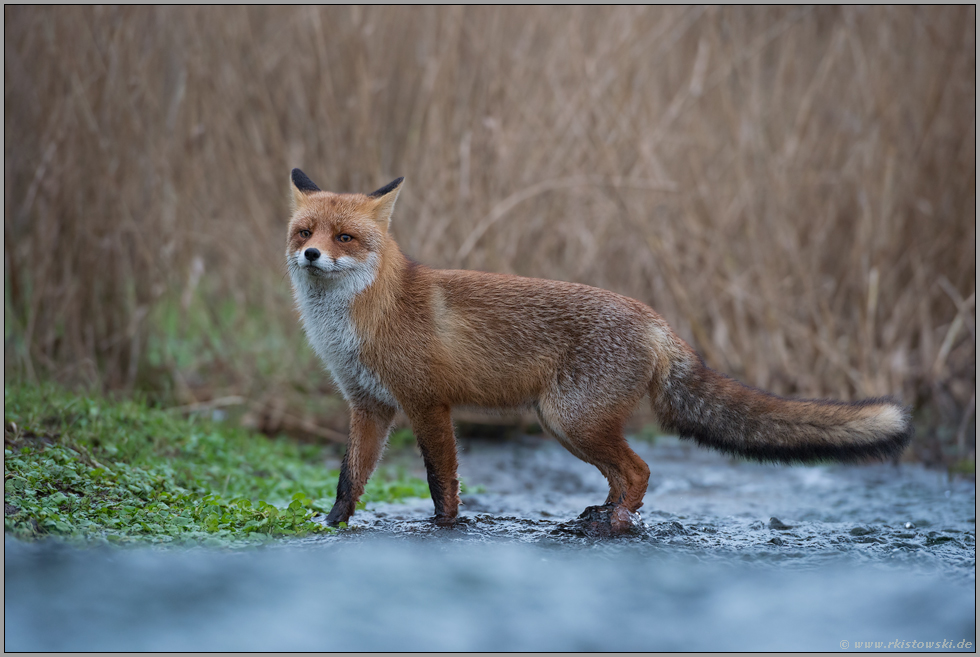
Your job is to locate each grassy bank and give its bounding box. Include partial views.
[3,383,430,546]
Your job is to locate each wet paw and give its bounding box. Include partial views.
[433,513,459,528]
[325,507,353,527]
[576,504,643,538]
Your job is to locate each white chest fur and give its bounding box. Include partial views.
[289,257,398,408]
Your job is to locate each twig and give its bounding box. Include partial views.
[454,175,677,265]
[167,396,246,414]
[955,392,975,458]
[932,284,975,379]
[277,412,349,443]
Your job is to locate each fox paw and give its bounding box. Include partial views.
[325,506,354,527]
[576,504,643,537]
[433,513,459,528]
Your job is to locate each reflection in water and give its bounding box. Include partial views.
[5,437,976,651]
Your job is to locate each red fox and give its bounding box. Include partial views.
[286,169,913,534]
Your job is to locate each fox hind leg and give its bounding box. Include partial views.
[405,404,461,526]
[535,398,651,526]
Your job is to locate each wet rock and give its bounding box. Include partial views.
[768,517,793,530]
[651,521,689,537]
[924,533,958,547]
[769,537,785,546]
[891,542,920,551]
[849,526,876,537]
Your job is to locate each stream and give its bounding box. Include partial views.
[5,435,976,651]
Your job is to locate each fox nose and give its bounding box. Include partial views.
[304,248,320,262]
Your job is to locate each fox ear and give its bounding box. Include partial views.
[290,168,321,209]
[367,177,404,230]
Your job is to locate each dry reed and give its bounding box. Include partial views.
[4,6,975,458]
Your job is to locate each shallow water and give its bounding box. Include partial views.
[5,436,976,651]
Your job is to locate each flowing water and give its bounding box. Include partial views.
[5,435,976,651]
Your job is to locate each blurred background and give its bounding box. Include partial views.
[4,6,975,464]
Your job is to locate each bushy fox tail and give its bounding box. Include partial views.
[650,349,913,463]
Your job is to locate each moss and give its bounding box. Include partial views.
[3,382,430,546]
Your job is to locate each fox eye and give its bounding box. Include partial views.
[298,229,312,239]
[337,234,353,243]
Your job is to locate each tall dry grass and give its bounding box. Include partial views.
[4,6,975,457]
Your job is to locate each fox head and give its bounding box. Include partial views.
[286,169,403,295]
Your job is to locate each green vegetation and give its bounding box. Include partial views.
[4,383,430,546]
[948,459,976,477]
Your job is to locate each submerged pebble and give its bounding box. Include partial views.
[768,517,793,530]
[849,526,877,536]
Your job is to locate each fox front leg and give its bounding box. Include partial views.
[325,405,396,526]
